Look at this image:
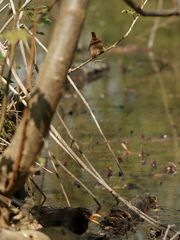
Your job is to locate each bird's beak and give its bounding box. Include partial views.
[88,213,101,224]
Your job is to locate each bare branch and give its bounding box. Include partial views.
[124,0,180,17]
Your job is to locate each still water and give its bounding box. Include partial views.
[38,1,180,239]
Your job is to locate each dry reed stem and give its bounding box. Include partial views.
[56,111,105,181]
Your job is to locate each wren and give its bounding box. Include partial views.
[89,32,104,58]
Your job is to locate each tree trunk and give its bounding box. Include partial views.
[0,0,90,196]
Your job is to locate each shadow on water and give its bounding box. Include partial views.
[38,1,180,239]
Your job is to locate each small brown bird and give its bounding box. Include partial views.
[89,32,104,58]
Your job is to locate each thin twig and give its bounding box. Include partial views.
[0,43,28,95]
[0,137,9,145]
[67,75,124,175]
[0,40,17,133]
[35,161,54,174]
[0,16,14,33]
[163,225,176,240]
[56,111,108,181]
[25,8,39,91]
[0,0,32,33]
[1,76,27,106]
[22,24,48,52]
[30,177,47,206]
[50,126,111,188]
[50,124,110,185]
[17,9,28,72]
[0,3,9,14]
[0,142,7,146]
[170,232,180,240]
[48,151,71,207]
[148,0,163,48]
[49,129,103,208]
[55,156,101,209]
[9,0,16,15]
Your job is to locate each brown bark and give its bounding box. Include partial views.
[0,0,90,195]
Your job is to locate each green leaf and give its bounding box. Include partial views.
[37,157,46,167]
[122,9,135,15]
[1,29,30,44]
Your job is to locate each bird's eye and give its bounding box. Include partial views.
[83,212,90,218]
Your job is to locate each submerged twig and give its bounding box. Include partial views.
[56,111,115,180]
[55,157,102,210]
[30,177,47,206]
[48,151,71,207]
